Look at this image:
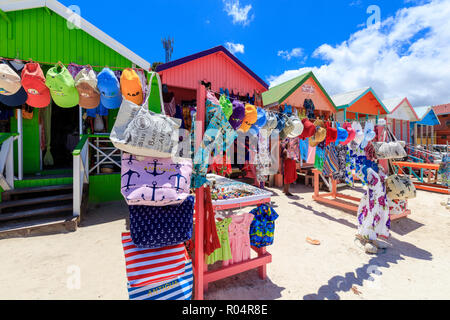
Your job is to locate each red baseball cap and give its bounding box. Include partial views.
[21,62,51,108]
[299,118,315,140]
[325,122,337,146]
[341,122,356,145]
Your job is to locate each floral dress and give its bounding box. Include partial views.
[357,168,391,241]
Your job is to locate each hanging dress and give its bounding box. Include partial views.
[206,218,232,265]
[222,213,254,267]
[357,168,391,241]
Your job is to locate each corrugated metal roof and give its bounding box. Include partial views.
[432,103,450,115]
[262,72,310,106]
[331,87,370,107]
[383,97,405,112]
[261,71,336,111]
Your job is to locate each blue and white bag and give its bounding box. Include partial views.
[127,260,193,300]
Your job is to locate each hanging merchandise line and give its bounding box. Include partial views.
[0,56,148,72]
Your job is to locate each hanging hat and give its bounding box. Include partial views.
[120,68,143,105]
[75,67,101,109]
[309,126,327,147]
[360,121,376,148]
[219,94,233,120]
[45,62,79,108]
[228,100,246,130]
[284,104,293,116]
[352,121,364,146]
[335,123,349,145]
[275,112,286,133]
[262,111,278,136]
[325,122,338,146]
[97,68,122,109]
[21,62,51,108]
[341,122,356,145]
[280,114,294,140]
[0,63,22,96]
[239,104,258,132]
[0,60,28,107]
[248,107,267,136]
[288,115,304,138]
[299,118,315,140]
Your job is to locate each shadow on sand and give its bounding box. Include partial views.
[291,201,432,300]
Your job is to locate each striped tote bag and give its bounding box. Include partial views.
[127,261,193,300]
[121,232,189,288]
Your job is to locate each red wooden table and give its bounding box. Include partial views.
[311,169,410,220]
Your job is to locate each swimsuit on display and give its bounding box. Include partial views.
[249,204,279,248]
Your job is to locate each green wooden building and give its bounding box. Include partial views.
[0,0,151,232]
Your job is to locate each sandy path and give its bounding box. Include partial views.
[0,184,449,300]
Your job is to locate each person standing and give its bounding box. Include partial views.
[281,138,298,196]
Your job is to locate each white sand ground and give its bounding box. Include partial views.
[0,183,449,300]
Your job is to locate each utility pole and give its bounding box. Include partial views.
[162,37,174,63]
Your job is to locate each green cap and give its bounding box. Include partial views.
[45,63,79,108]
[219,94,233,120]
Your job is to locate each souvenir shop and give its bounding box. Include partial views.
[261,71,338,188]
[382,97,419,144]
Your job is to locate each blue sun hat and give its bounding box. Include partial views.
[248,107,267,136]
[335,123,348,145]
[97,67,122,109]
[360,121,376,148]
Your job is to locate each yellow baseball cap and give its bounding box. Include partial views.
[238,104,258,132]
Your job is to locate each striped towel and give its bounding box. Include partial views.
[127,261,193,300]
[322,144,339,176]
[122,232,189,288]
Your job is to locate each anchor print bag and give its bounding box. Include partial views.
[128,196,195,249]
[121,153,192,206]
[110,72,182,158]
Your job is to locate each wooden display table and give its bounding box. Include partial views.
[311,169,410,220]
[392,161,449,194]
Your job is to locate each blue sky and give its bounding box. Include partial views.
[61,0,450,106]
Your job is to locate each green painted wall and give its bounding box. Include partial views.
[0,7,135,176]
[88,174,122,203]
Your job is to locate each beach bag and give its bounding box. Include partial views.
[110,72,182,158]
[373,127,407,159]
[121,153,192,206]
[127,260,193,300]
[385,161,416,200]
[128,196,194,249]
[121,232,189,288]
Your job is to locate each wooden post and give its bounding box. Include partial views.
[194,83,206,300]
[407,121,410,144]
[400,120,403,141]
[414,123,418,145]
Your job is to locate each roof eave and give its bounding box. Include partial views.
[0,0,151,70]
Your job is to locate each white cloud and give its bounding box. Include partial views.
[277,48,305,61]
[225,42,245,54]
[223,0,254,26]
[267,0,450,107]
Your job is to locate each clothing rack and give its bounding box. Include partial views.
[193,84,273,301]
